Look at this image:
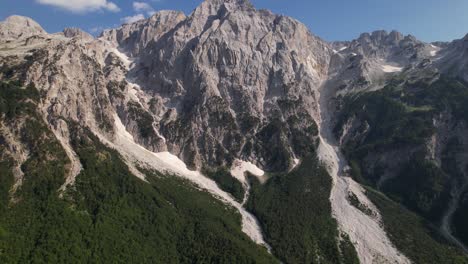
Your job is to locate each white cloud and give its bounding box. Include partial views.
[37,0,120,13]
[133,2,151,12]
[90,27,102,33]
[133,1,155,16]
[120,14,145,24]
[90,26,106,35]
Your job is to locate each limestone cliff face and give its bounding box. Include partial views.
[101,10,187,56]
[2,1,468,260]
[105,0,332,170]
[437,34,468,81]
[1,1,466,182]
[1,3,455,173]
[0,1,332,173]
[63,27,94,41]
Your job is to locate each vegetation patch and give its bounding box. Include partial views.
[384,156,451,221]
[365,188,468,264]
[204,167,245,203]
[338,233,360,264]
[0,81,276,263]
[347,192,375,217]
[453,191,468,247]
[335,75,468,224]
[127,101,155,138]
[247,154,359,264]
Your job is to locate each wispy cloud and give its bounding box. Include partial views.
[119,1,158,25]
[120,14,145,24]
[36,0,120,13]
[90,26,106,35]
[133,1,155,16]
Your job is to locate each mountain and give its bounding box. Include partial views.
[0,0,468,263]
[0,15,45,40]
[101,0,331,173]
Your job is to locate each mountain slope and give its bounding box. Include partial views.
[1,0,468,263]
[0,80,276,263]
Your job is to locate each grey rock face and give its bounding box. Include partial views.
[112,1,331,170]
[437,34,468,81]
[101,11,187,56]
[0,8,452,177]
[1,2,466,174]
[2,2,465,174]
[63,27,94,41]
[327,30,439,96]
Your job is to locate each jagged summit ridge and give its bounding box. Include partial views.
[199,0,254,10]
[63,27,93,41]
[101,10,186,56]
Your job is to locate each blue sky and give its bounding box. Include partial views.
[1,0,467,42]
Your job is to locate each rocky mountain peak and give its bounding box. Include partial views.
[462,33,468,45]
[388,30,403,42]
[63,27,93,41]
[100,10,186,56]
[370,30,388,41]
[356,30,407,46]
[435,33,468,81]
[4,15,43,29]
[344,29,428,64]
[190,0,254,23]
[202,0,254,10]
[0,15,46,41]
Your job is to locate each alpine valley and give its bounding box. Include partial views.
[1,0,468,263]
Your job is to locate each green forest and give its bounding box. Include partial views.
[335,76,468,262]
[247,155,359,264]
[0,81,275,263]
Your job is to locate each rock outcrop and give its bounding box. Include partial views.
[63,27,94,41]
[101,10,187,56]
[437,33,468,81]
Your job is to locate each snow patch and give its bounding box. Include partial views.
[339,46,348,52]
[292,158,300,168]
[381,64,403,73]
[127,81,144,106]
[230,159,265,186]
[430,44,441,57]
[111,48,132,69]
[230,159,267,206]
